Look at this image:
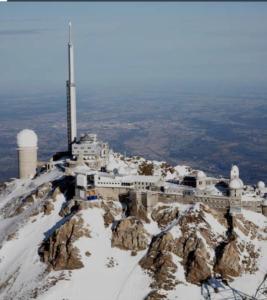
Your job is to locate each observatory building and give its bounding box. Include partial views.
[229,165,244,198]
[17,129,38,179]
[72,133,109,170]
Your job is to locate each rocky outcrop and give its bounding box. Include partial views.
[101,200,122,227]
[144,290,166,300]
[103,211,114,227]
[151,206,179,228]
[138,161,154,176]
[141,205,216,289]
[141,232,211,288]
[160,162,175,178]
[214,239,241,278]
[111,217,149,251]
[140,232,178,290]
[39,215,90,271]
[233,215,259,240]
[184,241,211,284]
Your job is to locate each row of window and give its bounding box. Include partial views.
[198,181,214,185]
[74,150,97,154]
[95,181,154,187]
[97,182,121,185]
[135,182,153,186]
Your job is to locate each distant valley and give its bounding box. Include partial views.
[0,84,266,183]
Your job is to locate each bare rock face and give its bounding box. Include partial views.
[144,290,166,300]
[243,242,259,273]
[101,200,122,227]
[214,240,241,278]
[173,233,211,284]
[141,204,216,290]
[172,206,215,285]
[140,232,178,290]
[39,215,90,271]
[151,206,179,228]
[103,211,114,227]
[160,162,175,178]
[111,217,149,251]
[138,161,154,176]
[184,242,211,284]
[233,215,259,240]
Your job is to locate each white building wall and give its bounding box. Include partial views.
[18,147,37,179]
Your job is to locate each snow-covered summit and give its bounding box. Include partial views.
[0,163,266,300]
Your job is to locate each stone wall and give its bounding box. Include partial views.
[242,200,262,213]
[262,205,267,217]
[130,191,159,212]
[132,191,262,215]
[96,187,263,215]
[95,187,129,201]
[157,193,231,213]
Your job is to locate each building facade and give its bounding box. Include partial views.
[72,134,109,170]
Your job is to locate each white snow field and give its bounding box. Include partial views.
[39,206,152,300]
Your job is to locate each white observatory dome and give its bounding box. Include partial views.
[17,129,38,148]
[229,178,244,190]
[230,165,239,180]
[197,170,206,179]
[257,181,265,190]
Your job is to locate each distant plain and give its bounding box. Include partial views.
[0,83,266,184]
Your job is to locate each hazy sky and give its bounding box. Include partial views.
[1,3,267,95]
